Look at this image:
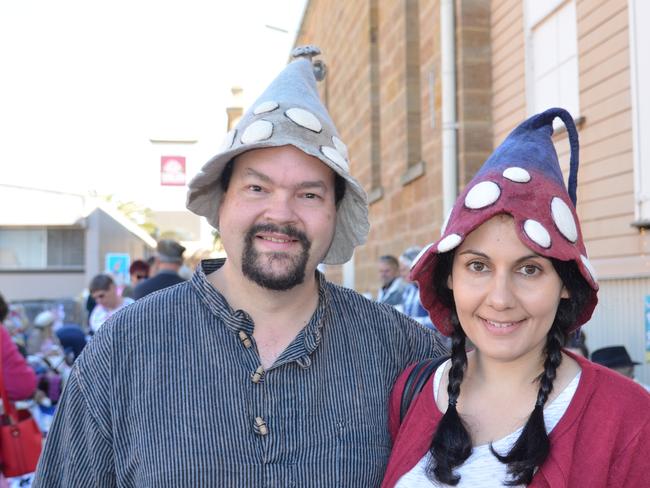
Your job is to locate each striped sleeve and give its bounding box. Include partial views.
[33,330,116,487]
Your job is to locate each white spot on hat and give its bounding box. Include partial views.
[332,136,349,159]
[253,101,279,115]
[320,146,349,172]
[465,181,501,209]
[523,219,551,248]
[551,197,578,243]
[437,234,462,253]
[241,120,273,144]
[580,255,598,283]
[409,243,435,270]
[219,129,236,151]
[285,108,323,133]
[503,167,531,183]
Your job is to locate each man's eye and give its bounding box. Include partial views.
[304,193,319,199]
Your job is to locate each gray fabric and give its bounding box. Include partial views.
[186,47,369,265]
[33,259,447,487]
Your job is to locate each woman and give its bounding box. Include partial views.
[382,108,650,487]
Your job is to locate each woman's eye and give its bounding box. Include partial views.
[520,264,540,276]
[468,261,486,272]
[248,185,262,192]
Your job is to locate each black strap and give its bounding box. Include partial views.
[399,355,449,423]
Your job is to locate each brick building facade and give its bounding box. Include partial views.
[294,0,650,382]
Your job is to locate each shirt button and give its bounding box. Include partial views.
[251,365,265,383]
[238,330,252,348]
[254,416,269,436]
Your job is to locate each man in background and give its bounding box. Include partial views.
[132,239,186,299]
[376,255,407,308]
[88,274,134,333]
[591,345,650,392]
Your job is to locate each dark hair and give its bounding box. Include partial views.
[427,252,592,485]
[0,293,8,322]
[220,157,347,206]
[379,255,400,268]
[89,274,115,293]
[129,259,150,275]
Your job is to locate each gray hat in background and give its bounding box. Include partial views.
[156,239,186,263]
[186,45,369,265]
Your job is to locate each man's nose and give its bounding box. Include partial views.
[263,192,298,224]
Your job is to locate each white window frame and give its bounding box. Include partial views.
[629,0,650,224]
[523,0,580,119]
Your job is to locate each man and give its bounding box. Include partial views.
[34,46,446,487]
[132,239,186,299]
[591,345,650,391]
[87,274,134,333]
[376,254,407,308]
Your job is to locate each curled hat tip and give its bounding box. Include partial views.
[291,45,322,59]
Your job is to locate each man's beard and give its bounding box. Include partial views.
[242,223,312,291]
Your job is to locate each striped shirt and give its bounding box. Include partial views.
[34,259,447,487]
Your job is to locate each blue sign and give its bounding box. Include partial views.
[105,253,130,287]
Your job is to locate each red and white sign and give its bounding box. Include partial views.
[160,156,186,186]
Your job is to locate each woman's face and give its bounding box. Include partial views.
[449,215,568,363]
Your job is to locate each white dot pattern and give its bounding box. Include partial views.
[219,130,236,151]
[551,197,578,243]
[409,243,435,271]
[523,219,551,248]
[332,136,349,159]
[437,234,463,253]
[241,120,273,144]
[320,146,349,172]
[285,108,323,133]
[502,167,531,183]
[465,181,501,209]
[580,255,598,282]
[253,101,279,115]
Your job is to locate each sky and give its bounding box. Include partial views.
[0,0,307,208]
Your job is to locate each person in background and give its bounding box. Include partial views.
[121,259,151,299]
[377,255,407,308]
[591,345,650,392]
[383,108,650,487]
[0,293,37,400]
[88,274,134,334]
[399,247,433,328]
[565,330,589,358]
[0,292,39,488]
[132,239,186,299]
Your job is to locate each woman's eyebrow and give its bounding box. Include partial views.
[458,250,541,263]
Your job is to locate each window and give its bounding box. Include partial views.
[525,0,580,118]
[0,228,84,270]
[629,0,650,224]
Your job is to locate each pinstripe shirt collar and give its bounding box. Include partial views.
[190,258,329,369]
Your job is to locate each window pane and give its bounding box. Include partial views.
[47,229,85,268]
[0,229,46,268]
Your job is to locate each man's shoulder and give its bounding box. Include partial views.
[325,281,428,328]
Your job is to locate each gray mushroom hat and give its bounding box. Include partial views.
[186,45,369,265]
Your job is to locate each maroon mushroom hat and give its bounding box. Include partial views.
[410,108,599,337]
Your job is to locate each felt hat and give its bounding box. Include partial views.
[591,346,640,369]
[410,107,599,336]
[156,239,186,264]
[186,45,369,265]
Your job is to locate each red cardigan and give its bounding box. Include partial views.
[382,352,650,487]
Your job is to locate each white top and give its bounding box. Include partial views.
[395,360,581,488]
[89,297,134,333]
